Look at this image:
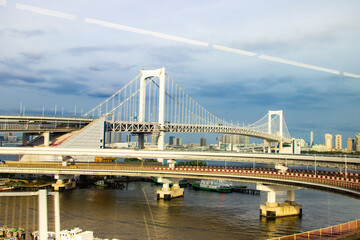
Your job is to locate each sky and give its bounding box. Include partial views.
[0,0,360,144]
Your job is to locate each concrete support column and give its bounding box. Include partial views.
[138,133,145,149]
[116,132,122,142]
[257,184,302,218]
[286,190,296,204]
[38,189,48,240]
[43,132,50,146]
[162,182,170,191]
[22,133,29,145]
[156,177,184,200]
[267,191,276,204]
[167,159,176,168]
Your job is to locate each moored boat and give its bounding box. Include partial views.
[0,186,15,191]
[94,180,108,187]
[32,227,94,240]
[191,179,233,193]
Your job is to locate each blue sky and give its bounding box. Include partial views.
[1,0,359,144]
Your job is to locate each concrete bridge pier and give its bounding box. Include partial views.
[156,177,184,200]
[22,133,29,145]
[52,174,76,191]
[257,184,302,218]
[167,159,176,168]
[43,132,50,146]
[137,133,145,149]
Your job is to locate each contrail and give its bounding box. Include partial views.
[12,3,360,79]
[213,44,257,56]
[16,3,77,20]
[84,17,209,48]
[258,55,340,75]
[343,72,360,78]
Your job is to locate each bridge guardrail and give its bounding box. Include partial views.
[269,219,360,240]
[0,112,94,119]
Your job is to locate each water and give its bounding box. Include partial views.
[1,147,359,239]
[53,182,360,240]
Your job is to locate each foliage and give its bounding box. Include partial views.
[124,158,157,162]
[176,161,207,166]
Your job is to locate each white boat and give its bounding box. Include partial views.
[192,179,233,193]
[32,228,94,240]
[94,180,108,187]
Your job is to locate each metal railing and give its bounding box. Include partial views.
[269,219,360,240]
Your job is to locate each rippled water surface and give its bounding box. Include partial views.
[53,182,360,240]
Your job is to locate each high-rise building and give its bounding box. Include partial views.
[169,136,175,146]
[217,134,249,145]
[325,133,333,151]
[347,138,353,152]
[335,134,342,151]
[356,133,360,152]
[310,131,314,146]
[174,138,182,146]
[200,138,207,146]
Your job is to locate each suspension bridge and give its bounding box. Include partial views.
[0,67,293,153]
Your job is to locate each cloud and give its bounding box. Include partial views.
[88,63,135,72]
[88,87,115,98]
[37,79,89,96]
[65,45,134,56]
[0,71,45,84]
[21,52,45,61]
[0,28,48,38]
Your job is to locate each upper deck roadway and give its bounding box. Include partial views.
[0,147,359,170]
[0,115,93,133]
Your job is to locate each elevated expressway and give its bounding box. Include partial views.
[0,147,359,170]
[0,115,93,133]
[0,162,359,198]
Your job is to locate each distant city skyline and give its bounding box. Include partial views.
[1,1,359,142]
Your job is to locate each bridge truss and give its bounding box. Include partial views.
[83,67,292,145]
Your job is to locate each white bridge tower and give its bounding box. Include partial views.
[267,110,284,153]
[138,67,166,156]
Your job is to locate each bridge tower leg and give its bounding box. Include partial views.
[157,66,166,149]
[268,110,284,153]
[257,184,302,218]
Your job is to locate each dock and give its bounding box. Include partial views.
[233,187,260,195]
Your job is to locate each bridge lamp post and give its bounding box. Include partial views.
[344,154,347,178]
[314,154,317,176]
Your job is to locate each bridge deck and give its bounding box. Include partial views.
[1,162,359,198]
